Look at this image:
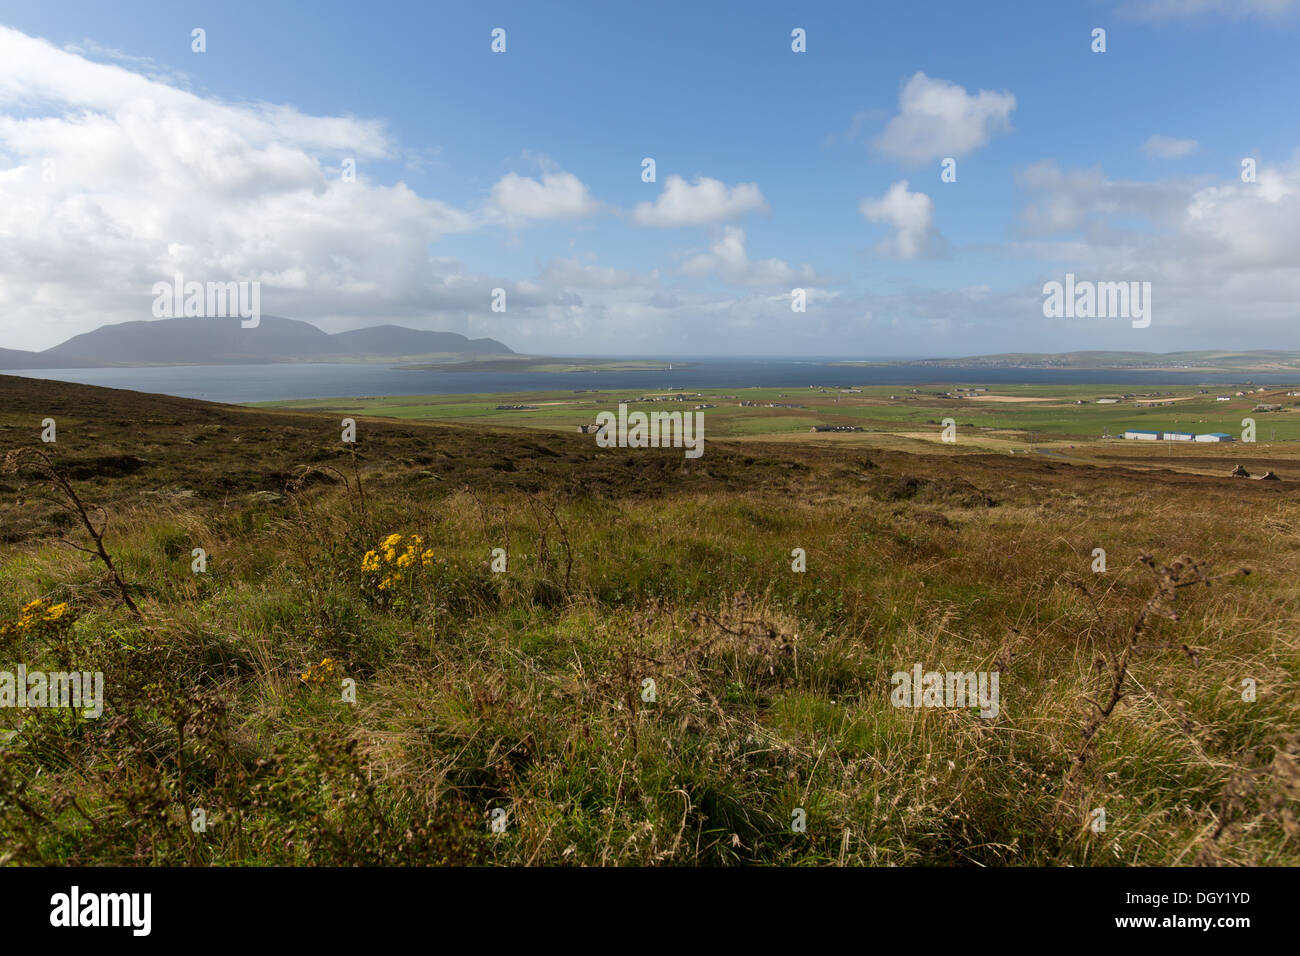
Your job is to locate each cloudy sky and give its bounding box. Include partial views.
[1,0,1298,357]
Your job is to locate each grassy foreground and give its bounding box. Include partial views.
[0,374,1297,866]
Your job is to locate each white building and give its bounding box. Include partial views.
[1195,433,1235,442]
[1163,431,1195,441]
[1123,429,1161,440]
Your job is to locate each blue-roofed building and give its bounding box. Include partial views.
[1195,433,1235,442]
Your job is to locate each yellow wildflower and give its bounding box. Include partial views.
[300,658,339,685]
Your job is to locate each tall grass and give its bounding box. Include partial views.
[1,433,1297,865]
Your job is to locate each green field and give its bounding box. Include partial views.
[261,382,1300,451]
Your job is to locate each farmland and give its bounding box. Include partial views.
[264,381,1300,474]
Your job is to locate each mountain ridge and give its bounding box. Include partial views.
[0,315,513,368]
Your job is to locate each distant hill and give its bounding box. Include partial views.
[329,324,511,358]
[0,316,513,368]
[844,350,1300,373]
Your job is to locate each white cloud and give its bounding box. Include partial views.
[1141,135,1199,158]
[61,38,193,89]
[1014,160,1194,235]
[631,174,767,227]
[680,227,825,287]
[1011,156,1300,336]
[489,171,600,222]
[0,27,841,356]
[859,181,946,259]
[874,72,1015,166]
[0,25,529,349]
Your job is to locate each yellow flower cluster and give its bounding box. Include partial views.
[1,598,73,637]
[300,657,337,685]
[361,533,436,591]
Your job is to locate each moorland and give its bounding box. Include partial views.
[1,372,1297,865]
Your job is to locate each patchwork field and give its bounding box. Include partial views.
[1,372,1297,866]
[264,381,1300,476]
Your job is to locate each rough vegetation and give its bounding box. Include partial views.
[0,374,1297,865]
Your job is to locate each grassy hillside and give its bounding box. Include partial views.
[0,374,1297,865]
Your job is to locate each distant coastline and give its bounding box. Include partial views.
[4,359,1299,406]
[395,357,686,373]
[835,350,1300,374]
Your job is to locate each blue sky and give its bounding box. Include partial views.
[1,0,1298,356]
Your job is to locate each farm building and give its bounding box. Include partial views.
[1163,431,1195,441]
[1195,433,1235,442]
[1123,429,1161,440]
